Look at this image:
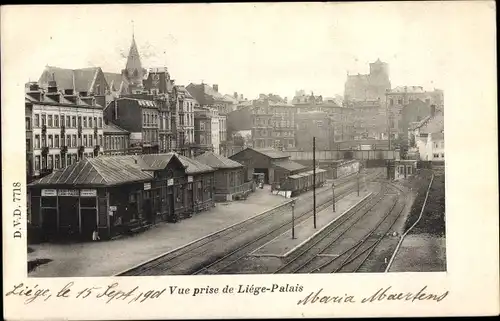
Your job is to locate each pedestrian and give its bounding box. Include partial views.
[92,229,100,241]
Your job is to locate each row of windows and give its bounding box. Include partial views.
[33,134,103,149]
[33,113,103,129]
[433,153,445,159]
[34,153,96,171]
[104,135,129,151]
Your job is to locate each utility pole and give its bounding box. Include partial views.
[291,200,296,239]
[313,136,317,229]
[332,182,336,212]
[386,90,391,150]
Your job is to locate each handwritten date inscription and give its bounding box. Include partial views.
[5,282,165,305]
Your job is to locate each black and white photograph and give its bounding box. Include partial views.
[2,2,498,319]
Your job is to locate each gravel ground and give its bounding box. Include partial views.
[387,168,447,272]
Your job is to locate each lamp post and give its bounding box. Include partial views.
[332,182,336,212]
[291,200,296,239]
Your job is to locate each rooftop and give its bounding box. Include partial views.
[252,147,289,159]
[28,156,152,187]
[195,151,243,169]
[103,122,130,134]
[273,159,306,172]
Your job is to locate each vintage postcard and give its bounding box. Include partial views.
[2,2,498,319]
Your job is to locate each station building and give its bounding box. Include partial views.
[195,151,254,201]
[229,147,306,187]
[28,153,216,242]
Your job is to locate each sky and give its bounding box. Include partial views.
[1,2,488,99]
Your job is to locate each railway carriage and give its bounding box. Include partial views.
[281,168,327,196]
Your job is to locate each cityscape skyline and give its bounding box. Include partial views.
[15,3,456,100]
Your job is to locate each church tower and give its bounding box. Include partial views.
[122,31,146,94]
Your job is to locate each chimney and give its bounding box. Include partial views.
[234,92,238,99]
[240,94,243,100]
[213,84,218,92]
[47,80,58,93]
[430,105,436,117]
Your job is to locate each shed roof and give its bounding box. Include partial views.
[273,159,306,172]
[28,156,152,187]
[252,148,289,159]
[195,151,243,169]
[177,154,215,174]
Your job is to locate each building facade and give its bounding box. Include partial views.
[344,59,391,102]
[103,97,159,154]
[295,111,334,151]
[103,123,130,155]
[193,107,213,156]
[26,81,105,181]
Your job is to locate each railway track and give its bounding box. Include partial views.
[118,168,384,276]
[272,183,390,274]
[273,182,408,274]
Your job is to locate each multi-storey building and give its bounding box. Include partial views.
[173,85,196,157]
[103,123,130,155]
[211,108,221,154]
[295,111,334,151]
[193,107,213,156]
[186,83,229,154]
[26,100,34,182]
[385,86,444,146]
[25,81,105,180]
[269,99,296,150]
[104,97,159,154]
[250,98,274,149]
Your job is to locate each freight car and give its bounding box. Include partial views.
[280,168,327,196]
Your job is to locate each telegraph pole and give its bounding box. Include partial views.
[313,136,317,229]
[332,182,336,212]
[291,200,296,239]
[386,90,391,150]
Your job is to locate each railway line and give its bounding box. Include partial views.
[117,168,384,276]
[273,182,407,274]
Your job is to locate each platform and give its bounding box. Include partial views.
[250,190,373,258]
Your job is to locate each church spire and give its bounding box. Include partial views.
[123,26,145,92]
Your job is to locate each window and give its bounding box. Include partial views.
[60,115,65,127]
[89,117,93,128]
[41,135,46,147]
[66,115,70,128]
[98,117,102,128]
[26,117,31,130]
[48,135,53,148]
[83,117,87,128]
[41,156,47,169]
[54,115,59,127]
[78,116,82,127]
[47,115,53,127]
[55,155,60,169]
[72,116,76,128]
[41,114,46,126]
[84,135,88,147]
[99,135,103,146]
[48,155,53,169]
[66,134,70,147]
[35,156,40,171]
[433,153,439,158]
[398,99,402,105]
[26,138,31,151]
[441,153,445,158]
[34,114,40,127]
[55,134,59,148]
[72,135,76,147]
[67,155,72,166]
[35,135,40,149]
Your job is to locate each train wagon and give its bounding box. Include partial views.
[281,168,327,196]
